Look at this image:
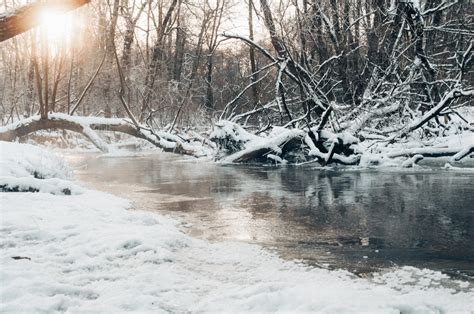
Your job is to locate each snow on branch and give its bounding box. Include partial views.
[0,113,204,157]
[395,88,474,140]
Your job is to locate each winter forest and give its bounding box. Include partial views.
[0,0,472,163]
[1,0,473,312]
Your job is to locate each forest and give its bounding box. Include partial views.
[1,1,474,312]
[0,0,472,165]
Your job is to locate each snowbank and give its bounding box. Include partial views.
[0,141,80,194]
[1,142,473,312]
[0,141,71,179]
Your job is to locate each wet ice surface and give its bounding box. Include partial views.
[68,152,474,279]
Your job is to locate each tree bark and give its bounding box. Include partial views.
[259,0,285,56]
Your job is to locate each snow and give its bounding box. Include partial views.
[210,120,262,145]
[0,113,213,157]
[0,141,71,179]
[2,106,472,167]
[49,112,128,126]
[309,148,361,165]
[266,153,288,164]
[0,141,81,194]
[356,132,474,168]
[0,176,83,195]
[388,0,397,16]
[403,89,474,135]
[220,128,305,163]
[312,129,359,145]
[0,114,127,154]
[412,0,422,11]
[1,141,474,312]
[401,154,424,168]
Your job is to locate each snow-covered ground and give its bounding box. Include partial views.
[1,141,473,312]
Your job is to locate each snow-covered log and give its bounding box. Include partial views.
[0,114,109,151]
[401,155,424,168]
[388,145,473,161]
[0,113,202,156]
[451,145,474,162]
[211,120,363,165]
[210,120,262,155]
[308,148,361,166]
[310,128,360,161]
[220,129,305,164]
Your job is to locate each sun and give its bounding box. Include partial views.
[38,9,72,43]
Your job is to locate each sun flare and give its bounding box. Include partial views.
[38,9,73,43]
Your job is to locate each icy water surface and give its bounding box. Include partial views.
[69,152,474,278]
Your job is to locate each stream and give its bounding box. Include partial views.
[67,152,474,279]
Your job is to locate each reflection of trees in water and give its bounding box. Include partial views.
[226,167,473,254]
[78,155,473,255]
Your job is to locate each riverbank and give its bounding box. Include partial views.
[68,150,474,279]
[4,105,473,168]
[1,141,473,312]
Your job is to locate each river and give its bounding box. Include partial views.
[67,152,474,279]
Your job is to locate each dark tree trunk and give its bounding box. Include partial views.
[205,54,214,110]
[248,0,259,105]
[259,0,286,56]
[172,25,186,81]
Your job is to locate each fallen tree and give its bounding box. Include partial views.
[0,112,471,166]
[392,89,474,142]
[210,120,362,165]
[387,143,474,163]
[220,129,306,164]
[0,113,204,156]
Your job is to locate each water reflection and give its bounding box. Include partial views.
[69,153,474,277]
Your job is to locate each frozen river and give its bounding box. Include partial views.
[69,152,474,279]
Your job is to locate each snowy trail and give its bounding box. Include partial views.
[1,142,473,312]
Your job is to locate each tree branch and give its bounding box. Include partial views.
[0,0,91,42]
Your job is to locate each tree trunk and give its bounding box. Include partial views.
[141,0,180,119]
[0,114,202,156]
[259,0,286,56]
[205,54,214,110]
[248,0,259,105]
[172,18,186,81]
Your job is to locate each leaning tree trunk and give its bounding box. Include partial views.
[0,114,202,156]
[0,0,91,42]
